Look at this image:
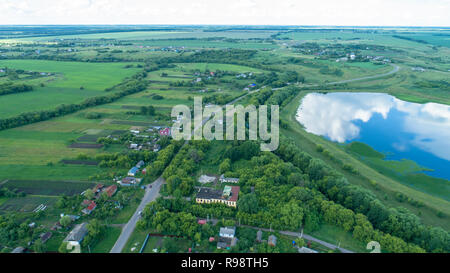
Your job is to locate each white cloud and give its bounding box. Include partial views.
[0,0,449,26]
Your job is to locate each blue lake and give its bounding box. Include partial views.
[296,92,450,180]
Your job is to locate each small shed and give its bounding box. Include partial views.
[256,229,262,242]
[268,235,277,246]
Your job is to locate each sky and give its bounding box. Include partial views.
[1,0,449,26]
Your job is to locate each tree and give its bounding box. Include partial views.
[219,158,231,174]
[84,189,94,200]
[58,242,69,253]
[33,240,46,253]
[280,201,304,230]
[60,215,72,228]
[237,193,259,214]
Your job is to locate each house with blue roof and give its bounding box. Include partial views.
[128,167,139,176]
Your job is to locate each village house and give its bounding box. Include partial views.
[118,176,140,186]
[81,201,97,215]
[256,229,263,242]
[298,246,318,253]
[102,185,117,198]
[11,247,25,253]
[129,143,138,149]
[61,214,80,222]
[217,226,238,249]
[219,174,239,183]
[195,185,240,208]
[159,127,171,136]
[128,167,139,176]
[412,67,426,72]
[136,160,145,169]
[198,174,216,184]
[92,184,104,198]
[81,199,91,207]
[40,232,52,244]
[63,222,88,244]
[268,235,277,246]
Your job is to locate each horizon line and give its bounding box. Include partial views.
[0,24,449,28]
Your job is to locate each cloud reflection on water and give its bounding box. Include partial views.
[296,92,450,161]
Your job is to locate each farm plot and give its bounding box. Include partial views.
[77,129,113,143]
[0,196,57,212]
[1,179,95,196]
[69,143,104,149]
[60,160,99,166]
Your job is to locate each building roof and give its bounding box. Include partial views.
[63,222,88,243]
[268,235,277,246]
[128,167,139,174]
[40,232,52,243]
[11,247,25,253]
[196,187,223,200]
[223,185,232,197]
[136,160,145,168]
[228,186,240,202]
[219,174,239,183]
[196,186,240,203]
[256,229,263,241]
[121,177,136,183]
[92,184,104,192]
[298,246,318,253]
[103,185,117,197]
[219,226,236,237]
[86,201,97,211]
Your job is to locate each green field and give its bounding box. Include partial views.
[0,60,140,118]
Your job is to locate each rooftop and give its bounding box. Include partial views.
[63,222,88,243]
[196,186,240,202]
[129,167,139,173]
[196,187,222,200]
[103,185,117,197]
[219,226,236,237]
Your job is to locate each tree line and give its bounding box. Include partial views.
[0,82,33,96]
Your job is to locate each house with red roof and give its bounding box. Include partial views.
[103,185,117,198]
[81,201,97,215]
[159,127,171,136]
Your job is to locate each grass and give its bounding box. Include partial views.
[45,232,66,252]
[110,193,143,224]
[123,229,149,253]
[306,224,368,253]
[347,142,450,201]
[90,226,122,253]
[346,141,384,159]
[0,197,8,206]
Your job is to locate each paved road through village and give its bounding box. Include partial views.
[110,177,164,253]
